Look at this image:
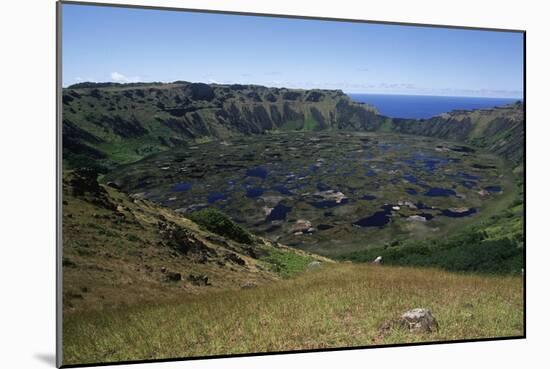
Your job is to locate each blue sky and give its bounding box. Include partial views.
[62,4,524,97]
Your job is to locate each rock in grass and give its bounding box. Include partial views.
[372,256,383,264]
[165,271,182,282]
[225,253,246,266]
[307,260,322,269]
[398,308,438,333]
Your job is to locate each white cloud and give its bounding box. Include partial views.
[110,71,141,83]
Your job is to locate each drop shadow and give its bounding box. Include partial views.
[34,353,56,367]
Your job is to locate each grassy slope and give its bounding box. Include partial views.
[62,169,328,313]
[63,263,523,365]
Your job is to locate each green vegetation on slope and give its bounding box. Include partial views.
[260,249,315,278]
[188,208,253,244]
[63,263,523,365]
[340,199,524,274]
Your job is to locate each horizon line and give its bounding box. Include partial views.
[62,79,523,100]
[346,92,523,99]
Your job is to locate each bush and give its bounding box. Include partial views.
[188,208,253,244]
[341,229,524,275]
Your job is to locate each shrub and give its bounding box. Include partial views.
[340,229,524,275]
[188,208,253,244]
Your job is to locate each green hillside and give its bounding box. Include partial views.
[62,81,524,170]
[62,167,329,313]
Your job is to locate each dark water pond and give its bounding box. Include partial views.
[484,186,502,193]
[246,167,268,179]
[361,194,377,200]
[451,145,476,153]
[354,204,396,228]
[406,188,418,195]
[441,208,477,217]
[461,180,477,189]
[246,187,264,198]
[207,192,227,204]
[317,224,334,230]
[403,174,419,184]
[273,185,292,195]
[171,182,192,192]
[424,187,456,197]
[472,164,496,170]
[354,210,391,228]
[266,204,292,221]
[458,172,480,181]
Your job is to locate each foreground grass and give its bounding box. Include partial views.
[63,263,523,365]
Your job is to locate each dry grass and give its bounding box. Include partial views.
[63,263,523,366]
[62,173,329,313]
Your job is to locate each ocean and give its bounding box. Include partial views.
[348,93,520,120]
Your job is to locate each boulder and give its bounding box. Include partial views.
[448,207,470,213]
[314,190,347,203]
[292,219,313,233]
[372,256,383,264]
[398,200,417,209]
[225,253,246,266]
[263,206,274,217]
[478,189,490,197]
[165,271,182,282]
[307,260,322,269]
[398,308,438,333]
[407,215,427,222]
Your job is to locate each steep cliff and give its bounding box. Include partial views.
[391,103,524,162]
[62,81,524,168]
